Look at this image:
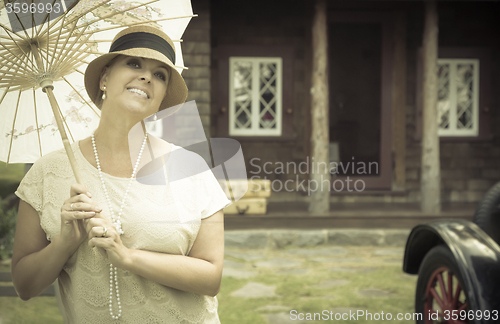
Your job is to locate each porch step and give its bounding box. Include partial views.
[224,201,476,230]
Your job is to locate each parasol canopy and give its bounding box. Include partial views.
[0,0,194,176]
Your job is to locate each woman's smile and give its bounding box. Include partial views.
[127,87,150,99]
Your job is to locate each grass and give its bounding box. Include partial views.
[217,246,417,324]
[0,246,417,324]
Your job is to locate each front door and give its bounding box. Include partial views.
[328,12,394,190]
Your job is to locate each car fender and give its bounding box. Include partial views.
[403,219,500,313]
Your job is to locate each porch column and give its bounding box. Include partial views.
[309,0,330,213]
[421,0,441,212]
[392,13,407,191]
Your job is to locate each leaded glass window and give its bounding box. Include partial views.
[229,57,282,136]
[437,59,479,136]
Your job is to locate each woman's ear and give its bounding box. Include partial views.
[99,66,109,89]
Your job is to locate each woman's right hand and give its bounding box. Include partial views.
[60,183,102,251]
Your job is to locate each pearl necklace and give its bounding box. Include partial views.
[91,132,148,319]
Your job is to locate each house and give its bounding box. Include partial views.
[180,0,500,205]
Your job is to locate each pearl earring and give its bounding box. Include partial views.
[102,86,106,100]
[153,113,158,121]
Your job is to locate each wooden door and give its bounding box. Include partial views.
[328,12,394,190]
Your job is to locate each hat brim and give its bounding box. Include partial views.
[84,48,188,112]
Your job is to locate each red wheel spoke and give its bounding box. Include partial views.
[437,272,448,304]
[447,271,453,302]
[430,286,447,311]
[421,253,470,324]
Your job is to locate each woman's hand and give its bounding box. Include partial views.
[86,214,131,269]
[60,183,101,251]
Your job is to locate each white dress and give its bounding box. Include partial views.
[15,141,231,323]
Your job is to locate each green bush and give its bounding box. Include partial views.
[0,179,21,201]
[0,197,17,261]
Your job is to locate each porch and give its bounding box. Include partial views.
[224,191,476,230]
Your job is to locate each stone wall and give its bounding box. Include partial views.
[225,229,411,249]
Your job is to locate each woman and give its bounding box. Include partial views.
[11,25,230,323]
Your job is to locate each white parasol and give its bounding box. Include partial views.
[0,0,194,184]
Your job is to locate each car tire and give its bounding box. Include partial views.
[415,245,469,324]
[473,181,500,245]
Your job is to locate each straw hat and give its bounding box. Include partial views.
[84,25,188,112]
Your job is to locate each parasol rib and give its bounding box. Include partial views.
[50,32,94,74]
[0,85,29,92]
[1,29,38,73]
[66,0,160,33]
[0,42,37,75]
[49,8,69,71]
[6,90,22,165]
[38,0,113,39]
[50,13,92,72]
[34,0,59,36]
[0,50,36,89]
[0,87,10,106]
[80,15,197,37]
[0,45,39,75]
[50,46,95,77]
[72,69,85,76]
[32,88,43,158]
[0,22,28,41]
[0,34,23,41]
[0,80,32,88]
[0,68,29,79]
[40,41,91,74]
[62,76,101,118]
[7,11,30,40]
[44,3,54,72]
[53,0,163,40]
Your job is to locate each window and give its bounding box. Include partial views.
[415,48,491,141]
[229,57,282,136]
[437,59,479,137]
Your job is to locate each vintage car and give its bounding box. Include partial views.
[403,183,500,324]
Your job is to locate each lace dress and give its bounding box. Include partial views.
[15,141,231,323]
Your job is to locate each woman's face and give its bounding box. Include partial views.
[99,55,170,120]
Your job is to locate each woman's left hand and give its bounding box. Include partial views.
[86,212,131,269]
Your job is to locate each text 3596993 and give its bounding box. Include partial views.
[5,1,62,15]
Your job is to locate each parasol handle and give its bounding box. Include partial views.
[29,43,84,185]
[45,87,85,185]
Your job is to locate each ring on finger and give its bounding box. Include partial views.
[102,226,107,237]
[70,203,74,211]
